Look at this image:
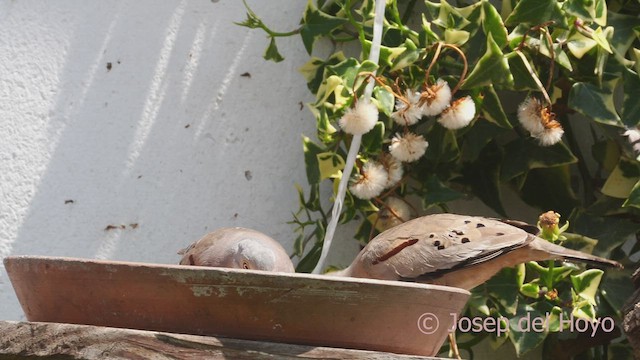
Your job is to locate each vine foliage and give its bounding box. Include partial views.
[239,0,640,357]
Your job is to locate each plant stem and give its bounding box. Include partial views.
[442,44,469,95]
[515,50,552,105]
[540,28,556,93]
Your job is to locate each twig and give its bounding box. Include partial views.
[514,50,552,106]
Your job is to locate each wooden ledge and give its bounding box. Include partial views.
[0,321,446,359]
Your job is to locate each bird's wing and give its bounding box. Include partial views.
[361,213,532,280]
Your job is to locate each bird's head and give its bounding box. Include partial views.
[230,238,278,271]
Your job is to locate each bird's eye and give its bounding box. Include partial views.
[242,261,250,269]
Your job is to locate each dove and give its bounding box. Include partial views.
[331,213,622,290]
[178,227,295,273]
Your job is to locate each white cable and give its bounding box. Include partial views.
[312,0,386,274]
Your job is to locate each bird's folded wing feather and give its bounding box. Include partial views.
[363,214,532,279]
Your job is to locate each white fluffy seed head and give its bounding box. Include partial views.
[420,79,452,116]
[378,153,404,188]
[348,161,387,200]
[624,129,640,154]
[389,132,429,162]
[437,96,476,130]
[339,101,379,135]
[377,197,412,231]
[534,127,565,146]
[517,97,564,146]
[391,89,423,126]
[517,97,545,134]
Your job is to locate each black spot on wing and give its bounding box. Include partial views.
[399,234,536,282]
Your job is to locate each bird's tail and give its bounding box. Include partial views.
[530,237,623,269]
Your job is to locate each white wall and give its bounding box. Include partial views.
[0,0,368,321]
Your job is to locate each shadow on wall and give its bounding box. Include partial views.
[1,0,313,320]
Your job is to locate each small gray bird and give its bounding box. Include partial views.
[178,227,295,273]
[331,213,622,290]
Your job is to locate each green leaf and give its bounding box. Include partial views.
[300,0,348,54]
[299,52,345,94]
[390,39,422,72]
[296,240,322,273]
[363,41,404,69]
[568,82,622,127]
[302,136,324,184]
[486,265,525,315]
[622,69,640,127]
[263,37,284,62]
[527,261,576,288]
[602,158,640,199]
[520,282,541,298]
[538,35,574,71]
[563,0,595,21]
[481,1,508,48]
[468,292,490,316]
[327,58,378,92]
[429,0,471,30]
[507,51,542,91]
[599,271,636,316]
[505,0,568,29]
[292,232,305,258]
[462,34,513,89]
[520,166,579,217]
[425,125,460,164]
[571,210,640,256]
[443,29,470,46]
[299,57,326,92]
[594,27,615,84]
[561,232,599,255]
[608,11,640,57]
[460,143,506,216]
[540,305,563,332]
[236,2,265,30]
[361,122,385,154]
[420,14,441,45]
[571,269,604,305]
[501,140,578,181]
[591,139,620,173]
[623,179,640,209]
[566,31,598,59]
[462,120,509,162]
[480,85,512,129]
[593,0,607,26]
[354,216,374,243]
[422,175,464,208]
[372,86,394,117]
[316,107,337,145]
[508,304,548,357]
[316,152,344,181]
[592,26,613,54]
